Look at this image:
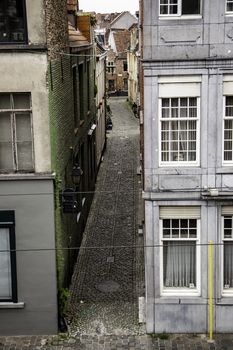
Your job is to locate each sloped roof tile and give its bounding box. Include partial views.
[68,21,90,47]
[113,30,130,57]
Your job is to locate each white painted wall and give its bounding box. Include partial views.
[0,52,51,173]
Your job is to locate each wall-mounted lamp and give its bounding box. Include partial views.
[71,165,83,186]
[61,188,77,214]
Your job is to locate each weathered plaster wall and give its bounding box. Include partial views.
[0,52,51,173]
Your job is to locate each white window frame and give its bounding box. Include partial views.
[226,0,233,14]
[159,207,201,297]
[223,94,233,165]
[221,209,233,297]
[0,93,34,172]
[159,0,202,18]
[159,96,200,167]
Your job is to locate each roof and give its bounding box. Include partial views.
[68,22,90,48]
[95,39,107,57]
[110,11,137,29]
[112,30,131,58]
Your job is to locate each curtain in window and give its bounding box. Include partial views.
[163,241,196,287]
[0,228,12,299]
[224,243,233,288]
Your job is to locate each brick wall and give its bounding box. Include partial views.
[49,55,76,287]
[44,0,69,60]
[49,49,97,288]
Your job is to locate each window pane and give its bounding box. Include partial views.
[0,113,11,141]
[163,241,196,288]
[0,94,10,109]
[170,5,178,14]
[224,243,233,288]
[15,113,32,141]
[0,228,12,299]
[0,113,13,171]
[182,0,200,14]
[13,93,30,110]
[181,229,188,238]
[15,114,33,170]
[224,217,232,238]
[160,5,168,14]
[189,219,197,228]
[17,141,33,170]
[163,219,171,228]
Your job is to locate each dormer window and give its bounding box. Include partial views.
[0,0,27,44]
[160,0,201,16]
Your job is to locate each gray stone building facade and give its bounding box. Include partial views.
[142,0,233,333]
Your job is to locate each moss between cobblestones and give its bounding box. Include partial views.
[151,333,170,340]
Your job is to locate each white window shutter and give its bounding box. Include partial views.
[160,206,201,219]
[222,206,233,216]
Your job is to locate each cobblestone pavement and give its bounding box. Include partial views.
[1,333,233,349]
[67,97,143,336]
[1,98,233,349]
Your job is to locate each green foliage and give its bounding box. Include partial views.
[58,288,70,316]
[94,84,98,97]
[90,15,97,26]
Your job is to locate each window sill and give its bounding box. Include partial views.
[0,302,25,309]
[159,162,200,168]
[0,44,47,51]
[161,289,201,297]
[155,297,205,304]
[159,15,202,20]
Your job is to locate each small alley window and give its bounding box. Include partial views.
[108,80,115,92]
[0,0,27,44]
[0,211,17,303]
[0,93,34,172]
[222,209,233,294]
[226,0,233,13]
[223,96,233,163]
[160,0,201,16]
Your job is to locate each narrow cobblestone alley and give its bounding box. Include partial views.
[67,97,144,336]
